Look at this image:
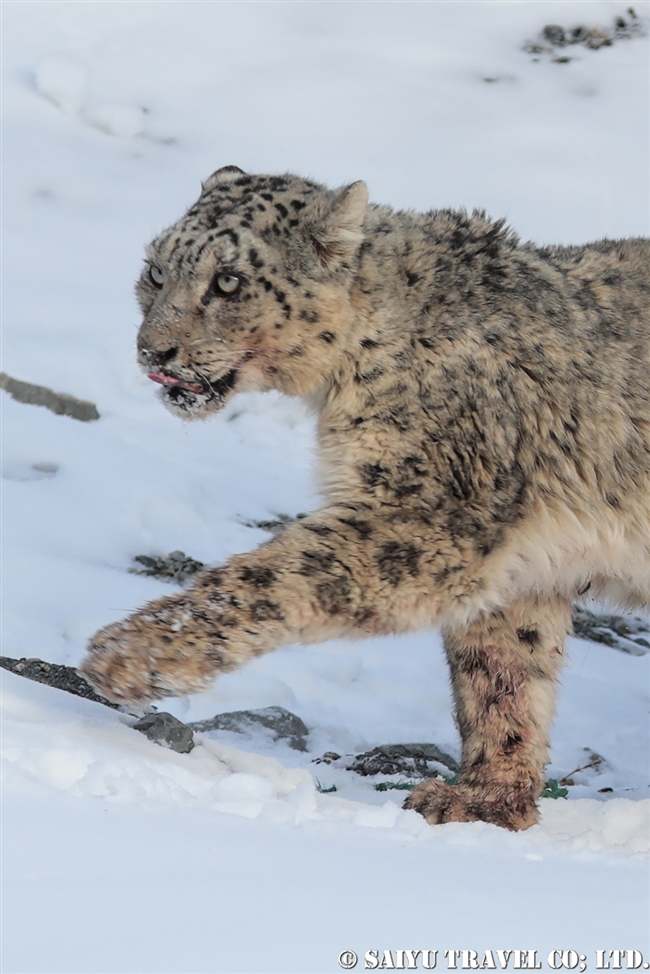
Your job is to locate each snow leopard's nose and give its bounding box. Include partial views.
[138,343,179,368]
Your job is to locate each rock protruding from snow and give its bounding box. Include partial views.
[130,551,206,585]
[189,706,310,752]
[133,713,195,753]
[524,10,648,59]
[572,606,650,655]
[0,372,99,422]
[348,743,459,777]
[241,513,306,536]
[0,655,118,709]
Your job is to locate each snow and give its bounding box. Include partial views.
[2,2,649,971]
[4,670,648,855]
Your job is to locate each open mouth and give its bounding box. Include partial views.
[147,368,239,410]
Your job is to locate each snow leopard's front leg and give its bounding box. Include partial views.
[404,595,570,831]
[81,505,440,705]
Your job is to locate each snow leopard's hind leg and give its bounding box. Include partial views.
[404,596,570,831]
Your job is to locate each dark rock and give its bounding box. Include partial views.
[526,13,646,59]
[583,29,612,49]
[0,372,99,422]
[542,25,566,45]
[570,25,590,42]
[130,550,205,585]
[241,513,306,536]
[0,655,118,708]
[312,751,342,765]
[133,712,195,753]
[348,743,459,778]
[572,606,650,655]
[189,705,309,751]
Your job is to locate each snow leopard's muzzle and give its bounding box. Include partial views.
[138,341,243,418]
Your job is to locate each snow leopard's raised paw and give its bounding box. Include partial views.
[80,593,229,705]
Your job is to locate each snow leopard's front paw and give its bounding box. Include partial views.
[80,593,234,705]
[403,778,539,831]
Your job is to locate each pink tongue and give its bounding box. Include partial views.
[148,372,179,386]
[148,372,204,394]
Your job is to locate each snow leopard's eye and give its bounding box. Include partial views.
[214,273,241,295]
[148,264,165,288]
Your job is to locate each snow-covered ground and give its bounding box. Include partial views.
[2,2,649,972]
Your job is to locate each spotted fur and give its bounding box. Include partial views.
[82,166,650,830]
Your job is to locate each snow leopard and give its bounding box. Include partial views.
[81,165,650,831]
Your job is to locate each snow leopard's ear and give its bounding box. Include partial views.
[311,181,368,270]
[201,166,246,193]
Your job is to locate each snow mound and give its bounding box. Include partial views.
[2,673,420,832]
[537,796,650,858]
[3,674,647,858]
[85,102,146,139]
[34,56,87,115]
[34,55,146,137]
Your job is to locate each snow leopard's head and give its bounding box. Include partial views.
[136,166,368,418]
